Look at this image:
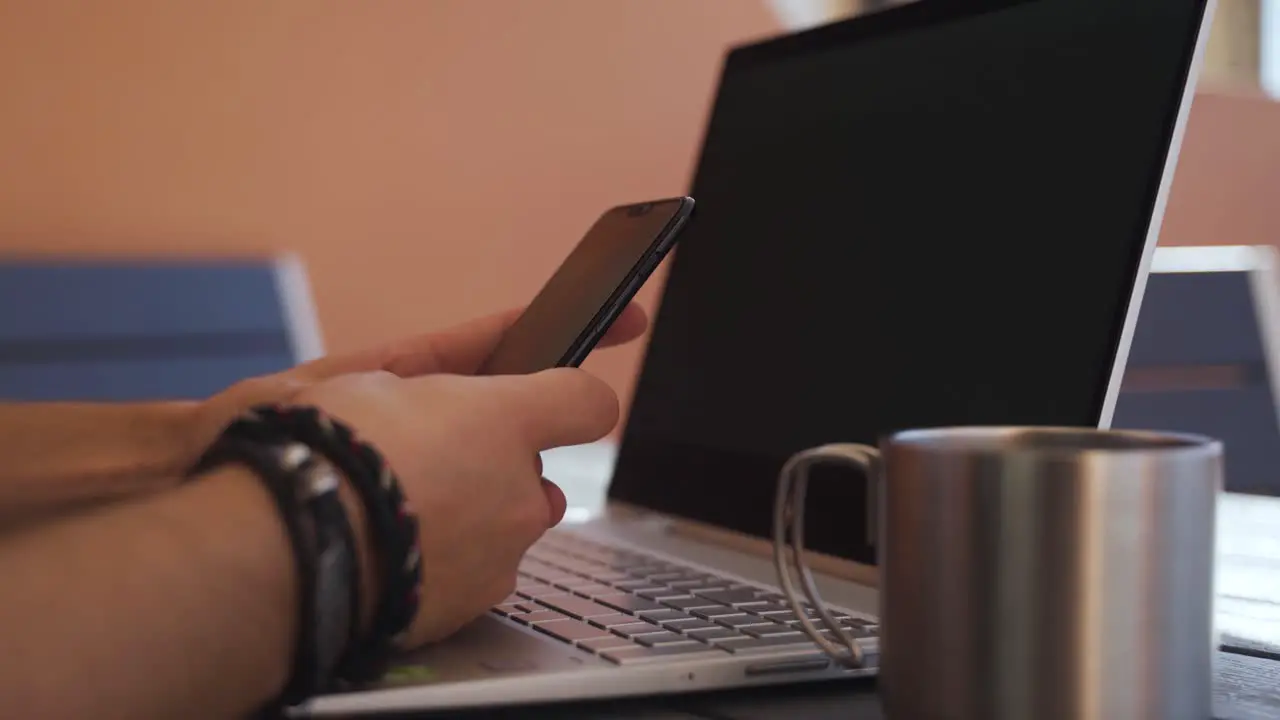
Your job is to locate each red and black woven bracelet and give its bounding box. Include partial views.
[225,404,423,684]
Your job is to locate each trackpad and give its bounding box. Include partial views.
[368,615,607,688]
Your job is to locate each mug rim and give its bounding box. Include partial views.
[885,425,1222,457]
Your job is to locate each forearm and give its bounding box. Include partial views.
[2,467,300,720]
[0,402,199,517]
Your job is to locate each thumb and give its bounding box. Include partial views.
[490,368,620,450]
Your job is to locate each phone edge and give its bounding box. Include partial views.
[557,196,695,368]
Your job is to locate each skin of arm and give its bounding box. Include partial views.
[0,402,202,525]
[0,463,375,720]
[0,304,648,525]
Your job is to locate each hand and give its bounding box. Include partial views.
[294,367,619,645]
[187,302,648,511]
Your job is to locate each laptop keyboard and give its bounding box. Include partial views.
[489,531,878,666]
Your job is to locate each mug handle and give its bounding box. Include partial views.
[772,443,881,669]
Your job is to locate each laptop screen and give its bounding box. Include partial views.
[608,0,1209,566]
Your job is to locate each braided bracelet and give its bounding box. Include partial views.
[226,404,422,684]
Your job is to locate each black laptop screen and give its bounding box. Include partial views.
[608,0,1208,566]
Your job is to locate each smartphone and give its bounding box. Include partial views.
[477,196,695,375]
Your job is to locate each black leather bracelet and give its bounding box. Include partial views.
[216,404,422,685]
[274,407,421,682]
[189,435,359,710]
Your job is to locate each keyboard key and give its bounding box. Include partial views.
[782,615,858,633]
[571,583,618,598]
[744,602,795,615]
[611,579,663,592]
[547,575,588,587]
[579,635,636,653]
[687,627,745,642]
[586,570,631,582]
[612,622,665,638]
[830,624,876,639]
[493,603,532,617]
[528,568,579,582]
[694,589,773,606]
[552,577,596,590]
[758,609,821,624]
[514,610,573,625]
[672,573,717,583]
[716,633,826,653]
[634,631,695,647]
[536,595,618,620]
[744,623,805,638]
[517,585,568,600]
[667,579,726,590]
[693,605,747,619]
[647,572,686,582]
[588,613,641,629]
[636,608,694,623]
[534,619,615,644]
[664,618,720,633]
[636,588,690,601]
[596,594,664,614]
[601,643,726,665]
[628,566,674,578]
[662,596,720,611]
[717,614,774,629]
[557,559,604,574]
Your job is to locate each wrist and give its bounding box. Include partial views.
[177,464,304,705]
[68,400,203,481]
[62,399,202,483]
[188,429,383,706]
[153,401,207,477]
[190,402,419,693]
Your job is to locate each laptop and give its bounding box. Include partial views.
[303,0,1214,714]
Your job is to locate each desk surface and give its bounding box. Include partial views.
[350,444,1280,719]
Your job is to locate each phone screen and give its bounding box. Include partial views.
[478,197,693,375]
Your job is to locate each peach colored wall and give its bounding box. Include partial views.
[0,0,779,422]
[1162,89,1280,248]
[2,2,1279,422]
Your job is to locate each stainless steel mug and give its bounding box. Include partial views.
[772,427,1222,720]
